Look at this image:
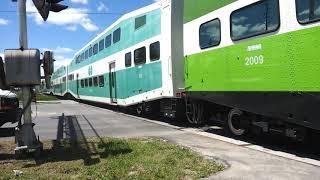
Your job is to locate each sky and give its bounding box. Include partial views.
[0,0,157,69]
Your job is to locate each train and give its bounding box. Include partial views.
[49,0,320,140]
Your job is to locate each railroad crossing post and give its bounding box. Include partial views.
[15,0,42,154]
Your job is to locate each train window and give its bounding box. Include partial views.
[93,77,98,87]
[135,15,146,30]
[89,78,93,87]
[113,28,121,43]
[81,79,84,88]
[296,0,320,24]
[76,55,80,64]
[125,52,132,67]
[150,41,160,61]
[105,34,112,48]
[199,19,221,49]
[230,0,280,41]
[93,43,98,55]
[85,79,88,87]
[85,49,89,59]
[81,53,85,62]
[134,47,146,65]
[99,39,105,52]
[89,47,93,57]
[99,75,104,87]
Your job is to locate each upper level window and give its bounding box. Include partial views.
[135,15,146,30]
[89,47,93,57]
[134,47,146,65]
[113,28,121,43]
[85,79,88,87]
[85,49,89,59]
[105,34,112,48]
[199,19,221,49]
[296,0,320,24]
[76,55,80,64]
[125,52,132,67]
[81,53,85,62]
[231,0,280,41]
[99,39,105,52]
[150,42,160,61]
[93,43,98,55]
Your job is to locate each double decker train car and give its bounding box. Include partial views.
[51,0,185,116]
[50,0,320,140]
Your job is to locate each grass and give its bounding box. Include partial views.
[35,94,58,101]
[0,137,224,179]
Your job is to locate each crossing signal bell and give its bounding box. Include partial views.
[32,0,68,21]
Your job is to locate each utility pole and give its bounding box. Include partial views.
[4,0,66,156]
[5,0,68,155]
[15,0,42,154]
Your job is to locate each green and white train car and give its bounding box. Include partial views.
[184,0,320,137]
[51,66,67,96]
[52,0,184,114]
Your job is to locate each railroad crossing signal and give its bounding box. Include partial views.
[32,0,68,21]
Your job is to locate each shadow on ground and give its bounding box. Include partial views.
[33,114,132,166]
[0,114,132,167]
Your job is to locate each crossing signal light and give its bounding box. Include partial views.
[32,0,68,21]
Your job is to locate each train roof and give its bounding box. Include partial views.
[72,0,163,62]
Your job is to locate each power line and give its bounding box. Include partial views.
[0,10,124,15]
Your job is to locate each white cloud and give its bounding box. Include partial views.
[54,55,72,69]
[27,0,98,31]
[42,46,74,54]
[0,18,9,25]
[97,2,109,12]
[0,53,4,60]
[66,26,77,31]
[70,0,88,5]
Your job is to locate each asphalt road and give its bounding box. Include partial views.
[2,100,320,180]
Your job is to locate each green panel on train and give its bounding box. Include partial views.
[185,26,320,92]
[184,0,238,23]
[68,61,162,99]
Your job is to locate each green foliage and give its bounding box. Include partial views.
[0,138,224,179]
[35,94,58,101]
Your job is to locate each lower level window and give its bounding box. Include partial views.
[150,42,160,61]
[134,47,146,65]
[93,77,98,87]
[99,75,104,87]
[81,79,84,88]
[89,78,93,87]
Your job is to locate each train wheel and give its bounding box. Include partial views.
[136,104,143,116]
[186,100,205,125]
[227,109,247,136]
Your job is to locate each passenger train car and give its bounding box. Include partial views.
[51,0,184,115]
[50,0,320,140]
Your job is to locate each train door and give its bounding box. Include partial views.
[109,62,117,103]
[76,74,79,98]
